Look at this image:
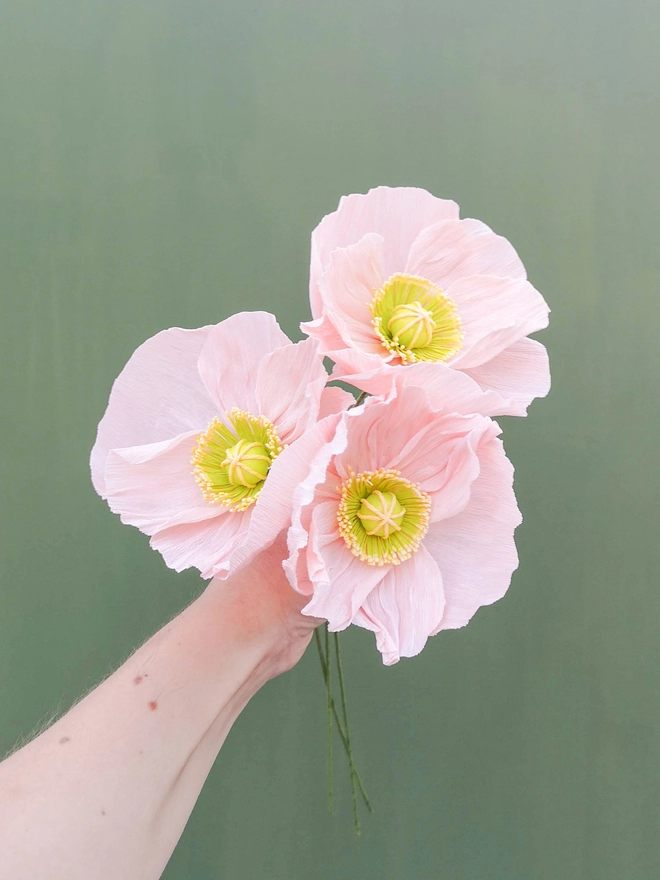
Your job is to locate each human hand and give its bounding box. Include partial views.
[200,533,323,679]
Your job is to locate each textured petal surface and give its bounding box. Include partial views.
[284,412,355,592]
[310,234,386,355]
[331,389,434,480]
[406,218,526,288]
[329,323,549,418]
[255,337,328,443]
[104,430,217,533]
[150,509,250,579]
[328,348,399,398]
[198,311,290,414]
[447,275,550,369]
[300,314,347,353]
[317,386,355,420]
[91,327,216,496]
[301,505,388,630]
[392,362,512,416]
[229,412,348,576]
[310,187,459,315]
[462,337,551,415]
[353,545,445,664]
[424,436,521,632]
[389,414,496,521]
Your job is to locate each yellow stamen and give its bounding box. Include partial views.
[191,409,284,511]
[222,440,271,487]
[371,273,464,364]
[357,490,406,539]
[337,468,431,565]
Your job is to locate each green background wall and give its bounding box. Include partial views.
[1,2,658,877]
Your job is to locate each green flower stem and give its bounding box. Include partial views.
[313,629,372,814]
[334,631,360,835]
[325,625,333,814]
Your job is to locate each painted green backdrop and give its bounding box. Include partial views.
[1,1,658,878]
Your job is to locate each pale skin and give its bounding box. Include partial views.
[0,537,321,880]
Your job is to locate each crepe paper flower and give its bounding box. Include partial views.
[284,385,522,665]
[90,311,354,579]
[303,186,550,416]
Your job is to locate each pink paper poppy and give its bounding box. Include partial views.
[303,186,550,416]
[90,311,353,579]
[284,384,522,664]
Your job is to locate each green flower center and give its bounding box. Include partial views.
[191,408,284,511]
[337,469,431,565]
[357,491,406,538]
[371,273,464,364]
[223,439,271,487]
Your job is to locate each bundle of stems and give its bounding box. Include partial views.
[314,624,372,834]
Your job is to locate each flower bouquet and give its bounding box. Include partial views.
[91,187,549,831]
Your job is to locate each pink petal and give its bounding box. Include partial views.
[461,337,551,415]
[314,234,386,355]
[255,337,328,443]
[91,327,217,497]
[104,430,218,534]
[328,348,399,399]
[301,313,347,354]
[353,545,445,665]
[301,524,389,630]
[424,436,521,632]
[331,390,434,480]
[310,187,459,315]
[197,311,290,414]
[447,275,550,369]
[284,413,354,592]
[389,414,497,520]
[230,411,348,576]
[333,355,511,416]
[317,386,355,420]
[406,218,526,289]
[150,510,250,578]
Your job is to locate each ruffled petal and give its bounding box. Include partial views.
[255,337,328,443]
[301,510,388,630]
[104,430,218,534]
[389,414,498,521]
[424,436,521,632]
[331,389,434,480]
[284,412,354,592]
[447,275,550,369]
[91,327,217,497]
[317,386,356,420]
[332,354,511,416]
[353,545,445,664]
[328,348,398,399]
[310,186,459,315]
[313,234,386,355]
[461,337,551,415]
[150,510,251,578]
[197,311,290,414]
[229,412,348,576]
[301,313,347,354]
[406,218,526,289]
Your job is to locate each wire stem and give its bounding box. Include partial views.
[313,629,372,812]
[334,631,360,835]
[325,625,333,813]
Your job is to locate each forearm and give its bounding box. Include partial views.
[0,577,287,880]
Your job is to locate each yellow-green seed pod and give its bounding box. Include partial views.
[387,302,436,349]
[357,491,406,539]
